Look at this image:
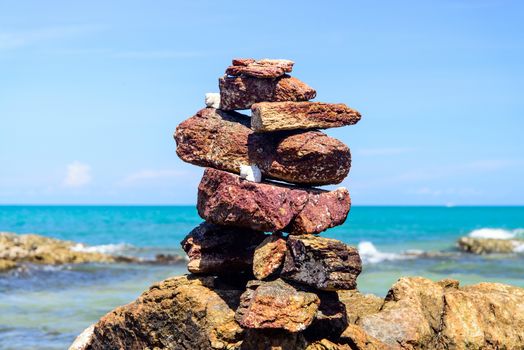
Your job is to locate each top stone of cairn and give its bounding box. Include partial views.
[226,58,294,79]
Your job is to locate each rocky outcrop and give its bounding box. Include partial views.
[219,74,316,110]
[72,275,524,350]
[226,58,294,78]
[281,236,362,291]
[252,234,287,280]
[0,258,17,272]
[0,231,116,267]
[251,102,361,132]
[236,279,320,332]
[457,236,523,254]
[181,222,266,275]
[358,277,524,349]
[174,108,351,185]
[197,168,350,234]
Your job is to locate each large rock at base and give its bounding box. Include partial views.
[251,102,361,132]
[71,275,244,350]
[359,277,524,349]
[281,236,362,291]
[226,58,294,79]
[252,234,287,280]
[197,168,351,234]
[181,222,266,275]
[235,279,320,332]
[457,236,522,254]
[219,74,316,110]
[174,108,350,186]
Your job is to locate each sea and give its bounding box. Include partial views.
[0,205,523,350]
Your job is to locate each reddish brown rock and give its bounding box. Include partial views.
[235,279,320,332]
[281,235,362,291]
[252,233,287,280]
[174,108,351,185]
[181,222,266,275]
[197,168,351,234]
[219,74,316,110]
[251,101,362,132]
[305,292,348,341]
[226,58,294,78]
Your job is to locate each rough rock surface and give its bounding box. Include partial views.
[252,234,287,280]
[281,235,362,291]
[0,258,17,272]
[235,279,320,332]
[359,277,524,349]
[337,290,383,324]
[72,275,244,350]
[457,236,522,254]
[0,232,116,265]
[181,222,266,275]
[174,108,350,185]
[305,291,348,340]
[197,168,351,234]
[219,74,316,110]
[251,102,361,132]
[226,58,294,78]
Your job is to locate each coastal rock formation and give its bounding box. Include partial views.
[219,74,316,110]
[0,258,17,272]
[0,232,116,266]
[174,108,350,185]
[181,222,266,275]
[251,102,361,132]
[235,279,320,332]
[197,168,350,234]
[226,58,294,78]
[457,236,523,254]
[281,236,362,291]
[71,275,524,350]
[359,277,524,349]
[252,234,287,280]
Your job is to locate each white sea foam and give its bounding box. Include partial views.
[71,243,133,254]
[358,241,407,264]
[468,228,524,240]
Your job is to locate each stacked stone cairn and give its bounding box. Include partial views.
[174,58,363,344]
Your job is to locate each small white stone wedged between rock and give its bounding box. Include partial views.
[239,164,262,183]
[205,93,220,109]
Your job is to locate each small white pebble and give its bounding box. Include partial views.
[205,93,220,108]
[239,164,262,183]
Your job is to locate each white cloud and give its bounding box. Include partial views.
[63,161,92,188]
[355,147,413,156]
[119,169,189,186]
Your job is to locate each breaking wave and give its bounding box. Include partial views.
[468,228,524,240]
[70,243,134,254]
[358,241,409,264]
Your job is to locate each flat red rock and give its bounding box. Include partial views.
[251,101,362,132]
[197,168,351,234]
[225,58,294,79]
[219,75,316,110]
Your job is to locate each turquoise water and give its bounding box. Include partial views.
[1,205,523,349]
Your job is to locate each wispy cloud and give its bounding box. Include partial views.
[0,25,102,50]
[119,169,189,186]
[354,147,413,156]
[63,161,92,188]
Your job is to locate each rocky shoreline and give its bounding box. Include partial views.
[0,231,184,272]
[69,58,524,349]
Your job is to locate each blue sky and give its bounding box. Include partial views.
[0,0,523,205]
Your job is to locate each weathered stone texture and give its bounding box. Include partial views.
[174,108,351,185]
[281,235,362,291]
[252,234,287,280]
[457,236,521,254]
[219,75,316,110]
[226,58,294,78]
[251,102,361,132]
[197,168,351,234]
[181,222,266,275]
[235,279,320,332]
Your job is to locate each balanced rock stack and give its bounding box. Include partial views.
[175,59,363,340]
